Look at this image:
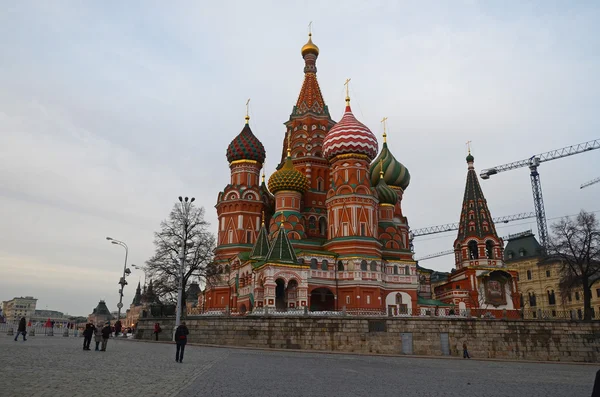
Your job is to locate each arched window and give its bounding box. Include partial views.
[310,258,318,269]
[519,293,524,307]
[526,270,532,280]
[485,241,494,259]
[393,266,398,275]
[528,292,536,307]
[319,218,327,236]
[370,261,377,271]
[405,265,410,275]
[395,293,402,305]
[316,177,324,191]
[547,290,556,305]
[519,248,527,257]
[321,260,328,271]
[468,241,478,259]
[298,258,305,265]
[337,261,344,271]
[507,251,514,259]
[308,216,316,229]
[360,260,368,271]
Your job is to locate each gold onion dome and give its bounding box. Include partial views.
[268,154,308,194]
[301,33,319,57]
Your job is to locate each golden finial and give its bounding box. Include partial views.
[261,166,265,183]
[344,78,351,105]
[381,117,388,143]
[287,131,292,157]
[261,211,265,226]
[466,140,472,154]
[379,157,384,179]
[245,98,250,124]
[308,21,312,36]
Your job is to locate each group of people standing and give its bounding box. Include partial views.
[82,322,112,351]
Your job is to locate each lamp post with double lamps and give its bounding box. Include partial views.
[106,237,131,328]
[174,196,195,339]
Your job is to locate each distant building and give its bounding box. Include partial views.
[88,300,113,325]
[505,230,599,319]
[30,309,68,325]
[2,296,37,322]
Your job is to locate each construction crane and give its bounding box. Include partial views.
[480,139,600,249]
[410,212,535,238]
[581,177,600,189]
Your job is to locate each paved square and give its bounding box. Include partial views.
[0,335,597,396]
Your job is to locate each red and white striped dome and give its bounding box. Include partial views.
[323,105,378,161]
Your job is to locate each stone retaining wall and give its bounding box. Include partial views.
[135,316,600,362]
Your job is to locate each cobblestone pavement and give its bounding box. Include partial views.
[1,335,597,397]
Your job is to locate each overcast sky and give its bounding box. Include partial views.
[1,1,599,316]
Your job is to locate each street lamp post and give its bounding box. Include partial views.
[106,237,131,331]
[175,196,195,337]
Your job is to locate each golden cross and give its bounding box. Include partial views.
[466,140,472,154]
[261,210,265,226]
[287,131,292,157]
[308,21,313,35]
[379,157,384,179]
[381,117,388,142]
[344,78,351,102]
[245,98,250,124]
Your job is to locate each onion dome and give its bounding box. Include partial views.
[268,152,308,194]
[301,33,319,57]
[375,171,398,206]
[226,121,266,164]
[323,103,378,161]
[466,153,474,163]
[369,136,410,191]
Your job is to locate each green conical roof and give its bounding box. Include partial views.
[251,223,271,259]
[265,226,298,264]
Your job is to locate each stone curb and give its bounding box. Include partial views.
[120,338,598,366]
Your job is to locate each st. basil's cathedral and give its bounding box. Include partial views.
[202,33,520,316]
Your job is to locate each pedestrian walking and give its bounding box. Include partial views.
[82,323,94,350]
[14,317,27,341]
[175,322,189,363]
[100,321,111,351]
[93,324,102,351]
[153,322,162,341]
[463,342,470,359]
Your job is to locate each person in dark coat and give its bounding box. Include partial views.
[100,322,111,351]
[14,317,27,341]
[592,369,600,397]
[82,323,94,350]
[174,322,189,363]
[114,320,122,337]
[462,342,470,359]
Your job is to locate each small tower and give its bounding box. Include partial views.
[322,83,380,256]
[454,151,504,269]
[267,137,308,240]
[215,107,267,261]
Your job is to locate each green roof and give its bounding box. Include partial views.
[418,297,453,307]
[504,231,543,261]
[265,227,299,265]
[250,224,270,259]
[237,251,251,261]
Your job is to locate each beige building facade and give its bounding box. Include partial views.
[505,231,600,319]
[2,296,38,323]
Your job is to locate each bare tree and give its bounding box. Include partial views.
[548,210,600,321]
[145,199,217,310]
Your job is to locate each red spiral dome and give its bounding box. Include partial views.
[322,104,378,161]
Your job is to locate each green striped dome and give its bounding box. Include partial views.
[375,175,398,206]
[369,142,410,191]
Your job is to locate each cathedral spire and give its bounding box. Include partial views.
[250,216,271,260]
[456,151,499,242]
[294,31,327,117]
